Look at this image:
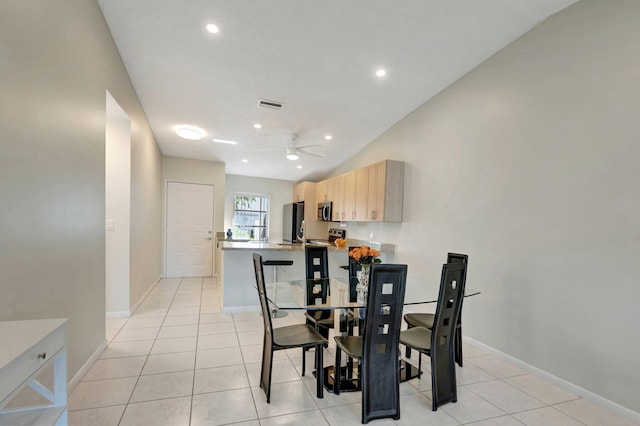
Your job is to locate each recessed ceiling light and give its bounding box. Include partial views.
[206,24,219,34]
[242,159,248,163]
[297,165,302,169]
[175,125,205,140]
[212,138,238,145]
[324,134,333,140]
[253,123,262,129]
[375,68,387,78]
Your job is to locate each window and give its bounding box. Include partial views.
[233,195,269,241]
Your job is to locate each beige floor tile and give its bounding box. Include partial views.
[157,324,198,339]
[198,321,237,335]
[467,355,527,379]
[100,340,154,359]
[440,386,505,424]
[466,380,545,414]
[193,364,250,394]
[130,370,194,403]
[68,377,137,410]
[251,381,320,419]
[150,335,197,354]
[142,351,196,375]
[68,405,126,426]
[197,332,239,350]
[195,347,244,369]
[113,327,160,342]
[191,388,258,426]
[503,374,578,405]
[259,410,329,425]
[162,314,199,326]
[465,416,524,426]
[554,399,639,426]
[83,356,147,381]
[119,396,191,426]
[321,402,396,426]
[513,406,585,425]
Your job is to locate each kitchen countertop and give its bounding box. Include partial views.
[220,239,395,253]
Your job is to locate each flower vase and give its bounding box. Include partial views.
[356,264,370,305]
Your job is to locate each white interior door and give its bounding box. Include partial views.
[166,182,214,277]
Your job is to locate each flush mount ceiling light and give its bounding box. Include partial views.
[242,159,248,163]
[324,134,333,140]
[212,138,238,145]
[206,24,219,33]
[175,125,205,140]
[375,68,387,78]
[253,123,262,129]
[297,165,302,169]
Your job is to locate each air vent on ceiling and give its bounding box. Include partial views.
[257,99,283,110]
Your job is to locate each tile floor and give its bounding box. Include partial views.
[67,277,638,426]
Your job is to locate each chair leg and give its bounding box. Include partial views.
[315,344,324,398]
[334,346,342,395]
[301,347,306,376]
[417,353,422,379]
[405,324,413,358]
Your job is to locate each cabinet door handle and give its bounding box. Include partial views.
[38,352,47,360]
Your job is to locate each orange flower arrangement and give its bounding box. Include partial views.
[348,245,382,266]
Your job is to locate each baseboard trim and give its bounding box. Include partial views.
[464,337,640,423]
[67,339,108,392]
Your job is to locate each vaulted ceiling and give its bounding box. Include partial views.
[98,0,577,181]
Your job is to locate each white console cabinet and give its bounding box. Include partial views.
[0,319,68,426]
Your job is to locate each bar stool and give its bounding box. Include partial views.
[262,259,294,318]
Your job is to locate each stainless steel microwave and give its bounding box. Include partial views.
[317,201,332,221]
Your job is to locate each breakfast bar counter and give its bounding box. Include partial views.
[219,241,395,311]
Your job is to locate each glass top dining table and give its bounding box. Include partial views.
[265,275,479,310]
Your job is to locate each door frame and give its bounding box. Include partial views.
[163,180,216,277]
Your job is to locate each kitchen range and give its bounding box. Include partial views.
[306,228,346,246]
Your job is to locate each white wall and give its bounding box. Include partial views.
[328,0,640,414]
[225,174,295,242]
[0,0,162,382]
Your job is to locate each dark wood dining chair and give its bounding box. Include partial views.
[334,263,408,424]
[403,252,468,366]
[252,253,328,403]
[304,246,334,338]
[399,261,466,411]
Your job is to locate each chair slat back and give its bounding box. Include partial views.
[431,261,467,407]
[347,246,362,302]
[305,246,331,311]
[253,253,274,337]
[361,263,408,423]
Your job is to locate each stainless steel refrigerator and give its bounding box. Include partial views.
[282,202,304,242]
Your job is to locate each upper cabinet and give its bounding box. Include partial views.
[365,160,404,222]
[318,160,404,223]
[316,180,328,204]
[292,181,327,239]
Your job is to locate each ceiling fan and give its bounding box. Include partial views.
[282,134,326,161]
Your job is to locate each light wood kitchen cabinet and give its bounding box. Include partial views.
[343,171,357,221]
[354,167,369,221]
[328,175,345,221]
[293,181,307,202]
[315,159,404,223]
[366,160,404,222]
[292,181,327,239]
[316,180,328,204]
